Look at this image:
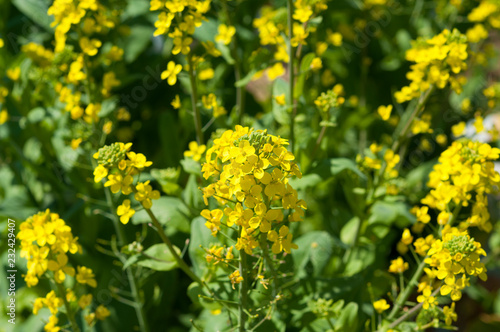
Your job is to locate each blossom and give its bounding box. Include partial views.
[117,199,136,224]
[161,61,182,85]
[184,141,206,161]
[388,257,409,273]
[215,24,236,45]
[373,299,390,314]
[377,105,392,120]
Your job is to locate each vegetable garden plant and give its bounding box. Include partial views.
[1,0,500,331]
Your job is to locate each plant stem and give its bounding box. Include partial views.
[287,0,296,153]
[56,283,81,332]
[387,257,427,320]
[92,157,150,332]
[102,186,150,332]
[145,208,203,285]
[391,86,434,153]
[187,54,204,145]
[382,287,440,331]
[239,246,249,331]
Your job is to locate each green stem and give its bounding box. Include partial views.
[239,246,249,331]
[383,287,440,331]
[145,208,203,285]
[102,186,150,332]
[387,257,427,320]
[287,0,296,153]
[56,283,81,332]
[391,86,434,153]
[187,54,204,145]
[143,206,238,320]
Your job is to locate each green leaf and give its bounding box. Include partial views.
[334,302,358,331]
[124,26,154,63]
[180,158,202,176]
[131,197,191,234]
[313,158,365,180]
[12,0,52,30]
[293,231,343,277]
[137,244,180,271]
[295,53,315,97]
[188,216,215,277]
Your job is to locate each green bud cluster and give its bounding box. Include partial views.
[96,143,127,167]
[444,235,477,256]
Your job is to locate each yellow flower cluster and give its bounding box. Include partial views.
[48,0,117,53]
[421,140,500,231]
[357,143,401,181]
[314,84,345,113]
[45,0,123,129]
[93,142,159,224]
[151,0,210,51]
[395,29,468,103]
[200,126,306,256]
[18,210,106,331]
[21,42,54,68]
[468,0,500,28]
[252,1,328,80]
[423,226,487,302]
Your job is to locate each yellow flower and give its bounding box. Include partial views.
[103,121,113,135]
[201,41,221,57]
[161,61,182,86]
[93,165,108,183]
[135,181,160,209]
[95,305,111,320]
[275,94,286,105]
[267,62,285,81]
[76,266,97,288]
[229,270,243,289]
[377,105,392,121]
[0,109,9,125]
[102,72,120,97]
[215,24,236,45]
[198,68,214,80]
[327,31,343,46]
[401,228,413,245]
[7,67,21,81]
[79,37,102,56]
[451,121,466,137]
[78,294,93,309]
[388,257,409,273]
[310,57,322,71]
[70,138,82,150]
[184,141,206,161]
[201,209,224,236]
[171,95,181,109]
[373,299,390,314]
[267,225,298,254]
